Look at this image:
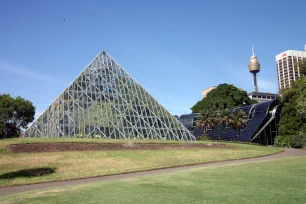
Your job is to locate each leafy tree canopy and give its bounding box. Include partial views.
[276,61,306,147]
[297,59,306,77]
[279,77,306,135]
[191,84,257,113]
[0,94,35,138]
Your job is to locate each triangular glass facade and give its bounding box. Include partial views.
[25,51,195,141]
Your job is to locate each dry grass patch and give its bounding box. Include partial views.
[0,138,282,187]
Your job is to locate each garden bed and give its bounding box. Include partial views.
[7,142,231,153]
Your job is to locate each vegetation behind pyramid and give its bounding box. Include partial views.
[25,51,195,140]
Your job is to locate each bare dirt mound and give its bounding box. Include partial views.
[7,142,232,153]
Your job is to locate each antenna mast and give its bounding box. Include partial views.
[252,45,255,57]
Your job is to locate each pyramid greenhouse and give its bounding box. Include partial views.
[25,51,195,141]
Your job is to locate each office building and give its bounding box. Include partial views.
[276,45,306,90]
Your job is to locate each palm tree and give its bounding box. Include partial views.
[216,109,232,140]
[196,111,218,137]
[229,110,248,139]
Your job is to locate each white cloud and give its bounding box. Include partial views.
[0,61,62,85]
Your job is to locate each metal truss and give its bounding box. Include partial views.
[24,51,195,141]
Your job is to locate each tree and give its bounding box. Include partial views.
[278,76,306,136]
[0,94,35,139]
[229,110,248,139]
[296,96,306,120]
[216,109,232,140]
[197,108,248,141]
[276,76,306,148]
[196,111,218,136]
[191,84,257,113]
[295,76,306,121]
[296,59,306,77]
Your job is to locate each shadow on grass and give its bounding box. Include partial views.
[0,167,56,180]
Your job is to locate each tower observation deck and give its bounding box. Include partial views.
[248,46,260,92]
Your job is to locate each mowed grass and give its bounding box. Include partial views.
[0,138,281,187]
[2,156,306,204]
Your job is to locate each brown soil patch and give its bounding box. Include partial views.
[6,142,232,153]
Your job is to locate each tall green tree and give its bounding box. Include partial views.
[278,77,306,135]
[229,110,248,138]
[196,108,248,140]
[296,95,306,120]
[0,94,35,138]
[216,109,232,140]
[191,84,257,113]
[196,111,218,136]
[296,59,306,76]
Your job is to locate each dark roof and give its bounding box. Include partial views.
[208,100,276,141]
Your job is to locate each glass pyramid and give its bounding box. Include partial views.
[24,51,195,141]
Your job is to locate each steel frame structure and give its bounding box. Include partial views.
[24,51,195,141]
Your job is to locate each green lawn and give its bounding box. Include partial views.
[1,156,305,204]
[0,138,281,187]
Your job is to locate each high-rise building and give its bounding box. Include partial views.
[275,45,306,90]
[25,50,195,141]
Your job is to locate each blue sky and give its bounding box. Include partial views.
[0,0,305,118]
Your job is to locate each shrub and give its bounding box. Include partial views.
[292,132,306,148]
[274,135,293,148]
[75,133,103,139]
[274,133,306,148]
[75,132,86,138]
[93,135,102,139]
[197,135,210,141]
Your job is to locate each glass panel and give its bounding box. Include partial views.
[24,51,194,141]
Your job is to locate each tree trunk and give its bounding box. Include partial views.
[222,126,227,141]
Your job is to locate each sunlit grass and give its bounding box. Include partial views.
[0,138,281,187]
[2,156,305,204]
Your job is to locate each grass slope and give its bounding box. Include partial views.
[2,156,306,204]
[0,138,281,187]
